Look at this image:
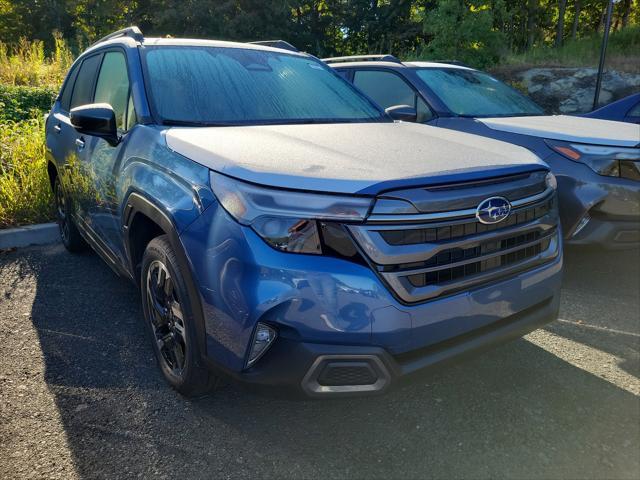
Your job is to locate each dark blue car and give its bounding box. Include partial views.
[328,55,640,249]
[45,29,563,397]
[583,93,640,124]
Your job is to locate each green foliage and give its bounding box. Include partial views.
[0,117,54,228]
[0,84,57,122]
[504,25,640,72]
[0,0,639,64]
[416,0,507,69]
[0,33,73,87]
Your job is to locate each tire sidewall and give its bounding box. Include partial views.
[140,236,204,393]
[54,176,71,250]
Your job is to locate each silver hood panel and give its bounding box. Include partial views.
[164,122,546,194]
[479,115,640,147]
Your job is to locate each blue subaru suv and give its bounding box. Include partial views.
[45,28,562,397]
[327,55,640,249]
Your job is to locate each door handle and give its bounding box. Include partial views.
[75,137,85,150]
[53,124,62,134]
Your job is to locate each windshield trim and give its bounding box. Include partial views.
[411,66,544,118]
[140,44,389,127]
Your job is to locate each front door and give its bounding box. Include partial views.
[80,50,137,264]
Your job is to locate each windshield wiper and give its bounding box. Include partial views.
[467,112,544,119]
[162,119,240,127]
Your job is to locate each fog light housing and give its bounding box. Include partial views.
[246,323,277,368]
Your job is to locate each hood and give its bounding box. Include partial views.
[165,122,546,195]
[478,115,640,147]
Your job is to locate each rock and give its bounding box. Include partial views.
[505,66,640,114]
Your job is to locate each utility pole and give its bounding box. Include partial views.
[593,0,620,110]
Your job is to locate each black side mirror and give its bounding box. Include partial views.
[70,103,119,146]
[385,104,418,122]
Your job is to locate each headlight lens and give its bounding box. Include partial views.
[546,139,640,180]
[210,171,372,254]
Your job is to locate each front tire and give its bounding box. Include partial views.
[141,235,217,396]
[54,176,86,252]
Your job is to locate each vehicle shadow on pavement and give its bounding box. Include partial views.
[6,243,640,479]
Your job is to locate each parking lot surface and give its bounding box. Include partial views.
[1,243,639,479]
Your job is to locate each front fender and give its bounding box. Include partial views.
[118,126,215,234]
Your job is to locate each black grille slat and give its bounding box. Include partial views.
[348,186,559,304]
[407,238,549,288]
[379,199,552,246]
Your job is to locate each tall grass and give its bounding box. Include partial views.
[503,26,640,73]
[0,32,74,88]
[0,34,72,229]
[0,118,53,228]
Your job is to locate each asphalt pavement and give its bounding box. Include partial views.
[0,243,638,479]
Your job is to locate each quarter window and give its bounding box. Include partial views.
[59,63,80,111]
[94,51,132,131]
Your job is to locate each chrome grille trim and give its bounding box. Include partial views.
[366,187,554,224]
[382,233,559,303]
[349,207,555,266]
[348,186,559,304]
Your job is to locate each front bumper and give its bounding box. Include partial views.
[234,293,559,397]
[545,152,640,248]
[181,203,563,397]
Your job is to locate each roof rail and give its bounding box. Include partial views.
[91,26,144,47]
[322,54,402,64]
[432,60,471,68]
[249,40,299,52]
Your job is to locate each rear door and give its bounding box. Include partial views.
[351,69,435,124]
[49,53,103,223]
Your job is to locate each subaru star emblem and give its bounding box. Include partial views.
[476,197,512,225]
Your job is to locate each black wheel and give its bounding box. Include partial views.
[54,176,86,252]
[141,235,217,396]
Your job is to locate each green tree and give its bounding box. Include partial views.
[420,0,506,67]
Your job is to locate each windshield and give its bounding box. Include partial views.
[144,46,386,125]
[414,68,544,117]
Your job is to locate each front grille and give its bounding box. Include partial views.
[380,198,553,246]
[406,234,551,288]
[348,175,560,304]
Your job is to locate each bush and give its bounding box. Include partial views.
[0,33,73,88]
[0,84,57,122]
[0,118,54,228]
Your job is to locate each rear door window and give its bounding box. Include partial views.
[70,54,103,110]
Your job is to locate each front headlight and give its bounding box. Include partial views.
[210,171,372,254]
[546,139,640,180]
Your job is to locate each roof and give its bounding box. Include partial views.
[84,26,306,58]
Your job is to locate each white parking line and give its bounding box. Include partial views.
[556,318,640,338]
[526,329,640,396]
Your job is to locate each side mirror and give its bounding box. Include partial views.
[70,103,119,146]
[385,105,417,122]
